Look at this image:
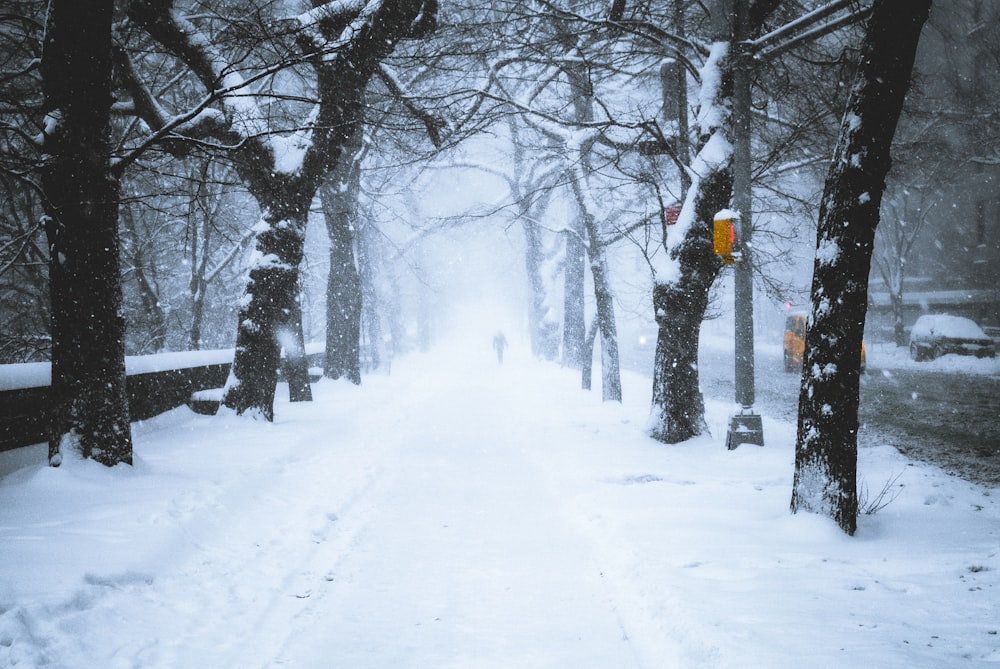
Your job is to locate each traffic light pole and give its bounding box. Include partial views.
[725,5,764,449]
[733,41,755,412]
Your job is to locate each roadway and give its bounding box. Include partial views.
[623,334,1000,487]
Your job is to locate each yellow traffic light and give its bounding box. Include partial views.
[713,210,738,264]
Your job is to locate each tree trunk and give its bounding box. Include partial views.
[890,290,905,347]
[121,202,167,354]
[648,201,725,441]
[562,37,622,400]
[319,130,364,385]
[131,0,436,420]
[510,120,559,361]
[648,24,737,445]
[222,192,309,420]
[189,276,207,351]
[41,0,131,466]
[649,163,731,443]
[133,264,167,353]
[790,0,931,535]
[590,252,622,402]
[648,0,781,443]
[570,174,622,402]
[188,161,215,351]
[650,279,709,442]
[581,316,598,391]
[523,218,557,360]
[562,224,586,368]
[560,31,593,372]
[323,211,362,384]
[357,220,384,371]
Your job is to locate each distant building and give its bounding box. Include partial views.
[866,0,1000,340]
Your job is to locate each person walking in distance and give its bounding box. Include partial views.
[492,331,508,364]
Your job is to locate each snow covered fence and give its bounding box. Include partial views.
[0,345,329,452]
[0,350,233,452]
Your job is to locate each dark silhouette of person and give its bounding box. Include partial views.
[492,330,508,364]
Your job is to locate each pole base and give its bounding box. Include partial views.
[726,410,764,450]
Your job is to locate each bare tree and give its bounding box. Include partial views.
[40,0,131,465]
[0,6,48,363]
[872,185,934,346]
[0,175,48,362]
[790,0,931,535]
[121,0,438,420]
[649,0,780,442]
[319,125,364,385]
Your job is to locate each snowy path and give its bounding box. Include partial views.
[2,333,999,668]
[273,358,645,667]
[133,346,681,667]
[0,344,676,667]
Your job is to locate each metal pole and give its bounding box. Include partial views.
[725,0,763,448]
[732,41,755,410]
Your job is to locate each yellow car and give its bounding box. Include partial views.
[783,312,866,373]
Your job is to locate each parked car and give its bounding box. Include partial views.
[783,312,866,373]
[908,314,996,361]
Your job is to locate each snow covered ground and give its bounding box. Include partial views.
[1,327,998,668]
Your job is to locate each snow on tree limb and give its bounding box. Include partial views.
[695,42,729,136]
[291,0,372,51]
[651,41,733,286]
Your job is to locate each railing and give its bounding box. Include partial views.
[0,350,235,452]
[0,345,327,452]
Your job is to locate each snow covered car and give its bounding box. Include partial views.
[908,314,996,361]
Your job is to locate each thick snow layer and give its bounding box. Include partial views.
[0,349,237,391]
[910,313,990,340]
[0,330,997,667]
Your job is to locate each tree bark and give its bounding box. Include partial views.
[187,159,215,351]
[523,218,556,359]
[890,290,905,347]
[590,253,622,402]
[648,0,779,443]
[581,315,598,391]
[189,274,207,351]
[570,173,622,402]
[562,33,622,400]
[510,121,559,361]
[41,0,131,466]
[320,133,364,385]
[790,0,931,535]
[357,219,384,371]
[562,225,586,368]
[648,49,732,442]
[649,167,730,442]
[560,32,594,372]
[121,205,167,353]
[223,189,309,420]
